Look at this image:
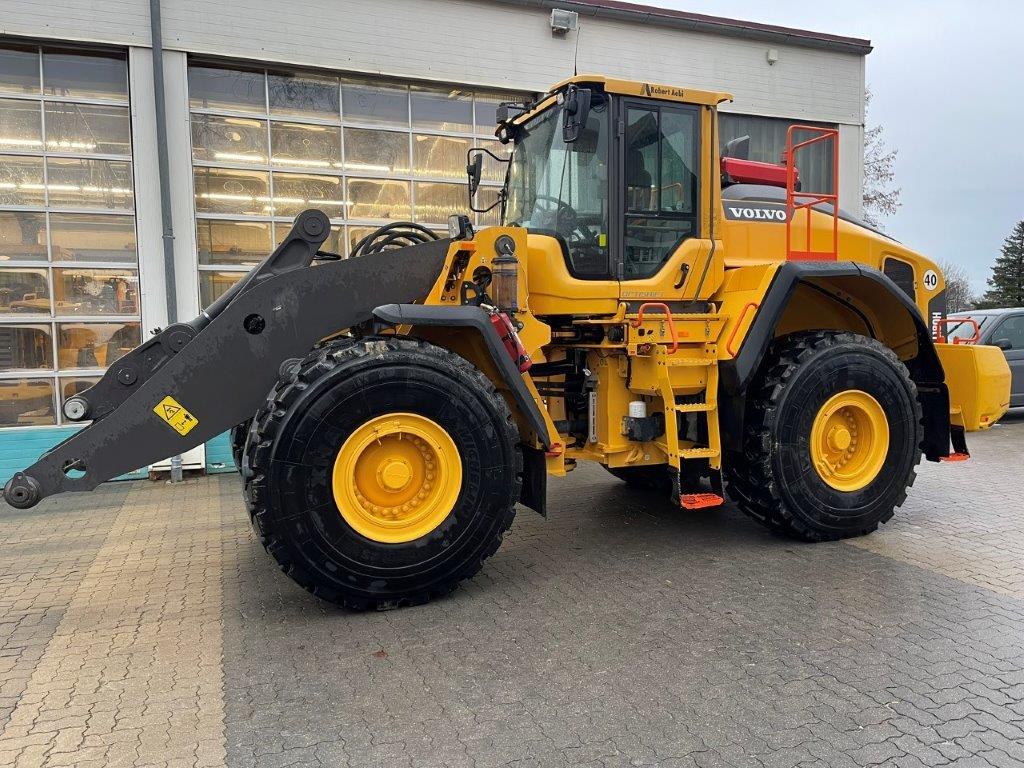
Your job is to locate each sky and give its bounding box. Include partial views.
[642,0,1024,294]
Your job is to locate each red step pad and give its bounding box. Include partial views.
[940,453,970,463]
[680,493,725,510]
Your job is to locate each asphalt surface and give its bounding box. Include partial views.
[0,410,1022,767]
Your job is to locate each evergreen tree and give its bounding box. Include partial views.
[979,220,1024,308]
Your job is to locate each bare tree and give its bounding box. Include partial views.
[862,89,900,228]
[938,260,975,313]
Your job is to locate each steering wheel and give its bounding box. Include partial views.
[531,195,598,245]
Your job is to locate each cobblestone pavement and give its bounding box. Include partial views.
[1,411,1022,768]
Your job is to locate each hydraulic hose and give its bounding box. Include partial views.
[350,222,439,258]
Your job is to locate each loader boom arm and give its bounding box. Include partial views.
[3,211,449,509]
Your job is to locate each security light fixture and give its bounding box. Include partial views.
[550,8,579,36]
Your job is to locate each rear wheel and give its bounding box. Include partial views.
[726,331,922,541]
[244,337,522,609]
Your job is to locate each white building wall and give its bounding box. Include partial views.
[0,0,867,204]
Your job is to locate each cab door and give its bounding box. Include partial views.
[617,100,712,301]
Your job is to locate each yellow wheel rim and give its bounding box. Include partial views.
[810,390,889,492]
[332,413,462,544]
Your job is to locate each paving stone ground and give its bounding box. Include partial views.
[1,410,1022,767]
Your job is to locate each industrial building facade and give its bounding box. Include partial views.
[0,0,871,479]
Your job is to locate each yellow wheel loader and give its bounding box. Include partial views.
[4,75,1011,610]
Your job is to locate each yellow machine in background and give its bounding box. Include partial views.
[6,75,1010,611]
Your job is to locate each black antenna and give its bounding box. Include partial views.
[573,24,581,76]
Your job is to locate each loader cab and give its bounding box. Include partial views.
[494,76,728,291]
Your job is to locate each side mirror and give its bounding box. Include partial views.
[562,86,592,143]
[465,147,509,213]
[722,135,750,160]
[466,152,483,197]
[993,338,1013,351]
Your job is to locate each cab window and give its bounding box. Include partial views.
[623,104,699,279]
[504,94,610,277]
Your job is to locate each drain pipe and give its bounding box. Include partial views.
[149,0,183,483]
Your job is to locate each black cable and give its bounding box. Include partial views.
[350,221,439,258]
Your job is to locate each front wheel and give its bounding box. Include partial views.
[726,331,923,541]
[244,337,522,609]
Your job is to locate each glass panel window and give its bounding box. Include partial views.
[193,167,270,215]
[625,108,659,212]
[346,178,411,221]
[0,211,48,261]
[48,213,137,263]
[44,103,131,155]
[0,45,41,95]
[188,65,266,113]
[42,50,127,101]
[346,226,376,254]
[504,94,610,276]
[478,140,510,183]
[57,321,140,369]
[475,188,502,227]
[413,134,469,179]
[270,122,340,170]
[197,219,272,267]
[0,324,53,370]
[268,71,339,119]
[53,268,139,316]
[45,158,134,210]
[414,182,464,224]
[191,114,268,164]
[0,377,55,426]
[0,268,50,315]
[0,46,140,431]
[659,109,698,214]
[411,87,472,133]
[342,80,408,126]
[0,98,42,152]
[199,271,244,309]
[271,172,344,217]
[623,105,699,279]
[343,128,409,174]
[0,155,46,206]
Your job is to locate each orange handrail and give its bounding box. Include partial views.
[726,302,759,356]
[784,125,839,262]
[934,317,980,344]
[631,302,679,354]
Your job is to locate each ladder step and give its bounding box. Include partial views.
[665,357,713,367]
[679,447,720,459]
[674,402,713,413]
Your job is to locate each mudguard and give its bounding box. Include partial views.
[719,261,953,461]
[3,211,449,509]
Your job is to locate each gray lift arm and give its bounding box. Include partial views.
[3,210,449,509]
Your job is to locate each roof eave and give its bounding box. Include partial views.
[488,0,873,56]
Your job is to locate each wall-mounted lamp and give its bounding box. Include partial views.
[766,48,779,65]
[551,8,579,37]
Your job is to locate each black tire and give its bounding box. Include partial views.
[229,419,251,471]
[726,331,922,541]
[243,336,522,610]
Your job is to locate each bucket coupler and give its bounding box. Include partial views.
[3,210,450,509]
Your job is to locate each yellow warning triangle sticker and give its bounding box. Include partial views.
[153,395,199,436]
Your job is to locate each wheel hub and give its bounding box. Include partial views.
[810,390,889,492]
[332,413,462,543]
